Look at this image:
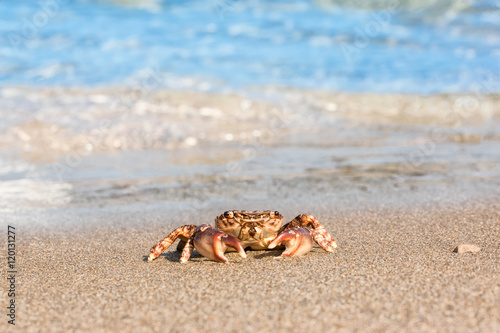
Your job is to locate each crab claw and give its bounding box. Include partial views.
[268,227,314,257]
[193,226,247,263]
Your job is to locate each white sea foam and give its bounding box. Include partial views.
[0,86,499,210]
[0,179,72,213]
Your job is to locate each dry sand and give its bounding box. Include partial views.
[1,202,499,333]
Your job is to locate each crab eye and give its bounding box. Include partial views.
[274,211,280,216]
[223,211,234,218]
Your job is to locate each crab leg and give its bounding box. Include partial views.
[280,214,337,252]
[180,238,195,263]
[268,227,313,257]
[148,225,197,262]
[192,225,247,263]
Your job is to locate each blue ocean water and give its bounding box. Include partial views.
[0,0,499,93]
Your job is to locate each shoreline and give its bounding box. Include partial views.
[1,85,499,332]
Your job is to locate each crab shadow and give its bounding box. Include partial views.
[142,251,205,263]
[250,250,282,259]
[142,248,319,263]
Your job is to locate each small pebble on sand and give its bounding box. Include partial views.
[454,244,481,253]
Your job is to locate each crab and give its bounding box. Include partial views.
[148,210,337,263]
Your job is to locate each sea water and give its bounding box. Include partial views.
[1,0,499,93]
[0,0,499,216]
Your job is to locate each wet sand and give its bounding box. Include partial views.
[2,201,499,332]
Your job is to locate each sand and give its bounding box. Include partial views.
[1,201,499,333]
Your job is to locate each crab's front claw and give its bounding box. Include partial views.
[268,227,313,257]
[193,225,247,263]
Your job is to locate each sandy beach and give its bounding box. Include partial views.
[1,1,499,332]
[2,200,498,333]
[1,87,499,333]
[1,87,498,333]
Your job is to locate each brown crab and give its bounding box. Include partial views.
[148,210,337,263]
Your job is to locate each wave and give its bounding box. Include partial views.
[315,0,499,11]
[0,0,498,93]
[1,86,499,163]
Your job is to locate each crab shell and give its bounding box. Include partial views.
[215,210,284,250]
